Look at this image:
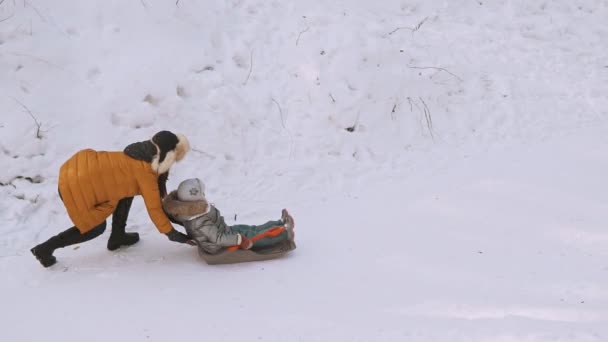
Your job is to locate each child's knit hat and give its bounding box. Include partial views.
[177,178,206,202]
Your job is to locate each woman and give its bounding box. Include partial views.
[31,131,192,267]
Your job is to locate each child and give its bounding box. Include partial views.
[31,131,193,268]
[163,178,295,255]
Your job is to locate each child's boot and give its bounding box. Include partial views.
[281,209,295,241]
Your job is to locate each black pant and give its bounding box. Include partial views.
[46,190,134,250]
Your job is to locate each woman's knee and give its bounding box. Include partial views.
[81,221,107,239]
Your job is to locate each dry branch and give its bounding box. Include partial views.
[408,65,463,82]
[388,16,429,36]
[11,97,43,139]
[0,13,13,22]
[191,147,216,160]
[242,50,253,85]
[346,112,361,132]
[271,98,286,129]
[23,0,47,23]
[296,27,310,46]
[412,16,429,32]
[419,97,434,141]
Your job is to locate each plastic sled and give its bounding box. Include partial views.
[195,240,297,265]
[162,192,296,265]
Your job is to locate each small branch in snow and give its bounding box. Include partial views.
[346,112,361,132]
[388,27,411,35]
[408,65,463,82]
[391,103,397,121]
[191,148,216,159]
[412,16,429,32]
[11,97,43,139]
[407,97,414,112]
[329,93,336,103]
[175,0,180,6]
[271,98,286,129]
[296,27,310,46]
[271,98,294,159]
[24,0,45,22]
[9,52,64,70]
[0,12,14,23]
[419,97,434,141]
[242,49,254,85]
[388,16,429,36]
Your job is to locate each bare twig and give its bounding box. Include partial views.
[242,49,253,85]
[271,98,286,129]
[23,0,47,23]
[329,93,336,103]
[387,26,412,35]
[346,112,361,132]
[0,12,14,23]
[190,148,216,159]
[412,16,429,32]
[175,0,179,5]
[391,103,397,121]
[9,52,64,70]
[408,65,463,82]
[407,97,413,112]
[388,16,429,36]
[194,65,214,73]
[271,98,294,159]
[11,97,43,139]
[419,97,434,141]
[296,27,310,46]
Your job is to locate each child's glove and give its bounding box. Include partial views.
[166,228,193,244]
[239,235,253,250]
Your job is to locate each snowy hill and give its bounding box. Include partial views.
[1,1,607,341]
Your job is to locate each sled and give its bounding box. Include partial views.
[162,193,296,265]
[195,239,297,265]
[185,224,296,265]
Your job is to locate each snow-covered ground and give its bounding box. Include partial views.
[1,1,607,341]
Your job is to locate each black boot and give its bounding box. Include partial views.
[30,245,57,268]
[107,197,140,251]
[31,223,107,268]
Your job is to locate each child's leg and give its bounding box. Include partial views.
[230,220,288,249]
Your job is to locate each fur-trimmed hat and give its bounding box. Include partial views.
[177,178,206,202]
[124,130,190,174]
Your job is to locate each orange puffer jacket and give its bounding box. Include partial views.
[58,149,173,234]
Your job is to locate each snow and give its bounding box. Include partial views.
[1,0,608,341]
